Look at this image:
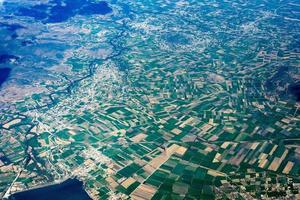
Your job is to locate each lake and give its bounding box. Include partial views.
[0,68,11,87]
[8,178,92,200]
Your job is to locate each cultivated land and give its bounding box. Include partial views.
[0,0,300,199]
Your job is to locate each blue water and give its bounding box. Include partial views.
[17,0,112,23]
[8,178,92,200]
[0,22,24,32]
[0,68,11,87]
[0,54,18,63]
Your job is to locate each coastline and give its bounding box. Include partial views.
[5,177,92,200]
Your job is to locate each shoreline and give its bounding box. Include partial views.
[5,177,92,200]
